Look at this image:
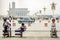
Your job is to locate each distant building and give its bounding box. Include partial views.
[8,2,29,18]
[34,14,53,19]
[37,15,53,18]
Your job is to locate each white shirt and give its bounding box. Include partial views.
[51,23,56,29]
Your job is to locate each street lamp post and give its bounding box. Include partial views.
[51,2,56,18]
[39,10,42,13]
[43,7,46,15]
[43,7,46,18]
[39,10,42,18]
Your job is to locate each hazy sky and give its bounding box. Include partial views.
[0,0,60,16]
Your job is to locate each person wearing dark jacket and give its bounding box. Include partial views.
[3,18,9,37]
[20,23,26,37]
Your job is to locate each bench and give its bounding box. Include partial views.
[3,28,11,37]
[3,30,9,37]
[50,30,58,38]
[15,30,24,37]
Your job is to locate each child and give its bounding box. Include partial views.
[51,18,56,29]
[51,18,57,38]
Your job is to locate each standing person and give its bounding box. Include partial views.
[3,18,9,37]
[20,23,26,37]
[9,16,12,22]
[7,16,12,37]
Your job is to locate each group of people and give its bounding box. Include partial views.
[3,18,11,37]
[3,17,57,38]
[3,17,26,37]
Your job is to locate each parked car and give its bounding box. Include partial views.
[18,18,35,23]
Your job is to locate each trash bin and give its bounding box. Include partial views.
[13,22,16,26]
[48,20,50,23]
[28,22,31,26]
[44,23,48,27]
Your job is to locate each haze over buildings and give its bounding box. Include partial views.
[0,0,60,16]
[8,2,29,17]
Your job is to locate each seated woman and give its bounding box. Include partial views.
[3,18,9,37]
[19,23,26,37]
[20,23,26,32]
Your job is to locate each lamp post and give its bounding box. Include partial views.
[39,10,42,19]
[43,7,46,15]
[9,16,12,37]
[39,10,42,13]
[51,2,56,18]
[43,7,46,18]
